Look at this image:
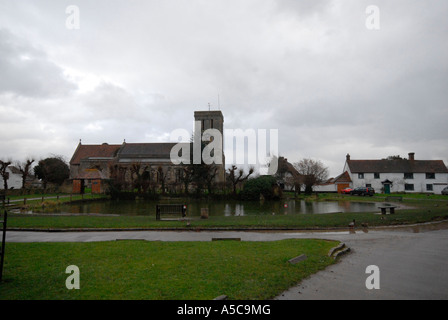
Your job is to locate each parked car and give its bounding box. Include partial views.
[442,186,448,195]
[341,188,353,194]
[350,187,375,196]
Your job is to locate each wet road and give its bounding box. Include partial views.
[3,221,448,300]
[276,223,448,300]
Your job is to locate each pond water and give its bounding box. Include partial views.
[51,199,380,217]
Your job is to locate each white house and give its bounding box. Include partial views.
[343,153,448,194]
[0,166,41,190]
[0,166,23,190]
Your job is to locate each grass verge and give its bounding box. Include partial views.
[7,205,448,230]
[0,239,337,300]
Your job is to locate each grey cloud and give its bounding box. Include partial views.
[274,0,332,16]
[0,1,447,176]
[0,29,77,98]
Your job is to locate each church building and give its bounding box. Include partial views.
[69,110,225,194]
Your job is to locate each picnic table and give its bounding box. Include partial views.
[378,205,397,215]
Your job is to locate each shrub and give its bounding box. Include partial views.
[241,175,282,200]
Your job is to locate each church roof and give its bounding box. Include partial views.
[117,143,190,159]
[70,143,121,165]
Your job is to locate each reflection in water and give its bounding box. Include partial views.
[50,199,380,217]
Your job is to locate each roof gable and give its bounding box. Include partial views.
[333,171,352,183]
[70,143,121,165]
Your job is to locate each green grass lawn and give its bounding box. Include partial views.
[0,239,337,300]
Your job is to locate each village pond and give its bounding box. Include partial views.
[32,199,382,217]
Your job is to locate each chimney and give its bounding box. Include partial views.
[346,153,351,161]
[408,152,415,161]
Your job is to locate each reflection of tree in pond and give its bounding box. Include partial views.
[53,200,378,216]
[338,201,351,211]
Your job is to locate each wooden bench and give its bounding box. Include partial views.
[378,206,397,215]
[385,196,403,202]
[156,204,187,221]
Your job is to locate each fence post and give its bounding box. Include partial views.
[156,205,160,221]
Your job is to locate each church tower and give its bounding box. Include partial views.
[194,110,225,183]
[194,110,224,134]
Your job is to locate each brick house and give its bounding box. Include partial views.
[70,143,121,193]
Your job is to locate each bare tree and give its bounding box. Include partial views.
[180,166,193,195]
[227,165,254,195]
[108,163,128,192]
[16,158,35,189]
[129,162,149,193]
[157,166,168,194]
[293,158,329,194]
[204,165,219,195]
[0,160,12,191]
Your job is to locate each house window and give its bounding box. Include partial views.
[374,173,380,179]
[405,184,414,191]
[426,173,435,179]
[404,173,414,179]
[426,184,433,191]
[358,173,364,179]
[210,119,214,129]
[366,184,372,188]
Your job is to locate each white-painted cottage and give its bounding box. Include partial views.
[0,166,23,190]
[343,153,448,194]
[0,166,41,190]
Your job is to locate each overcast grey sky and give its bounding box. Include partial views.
[0,0,447,177]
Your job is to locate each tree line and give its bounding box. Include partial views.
[0,156,69,193]
[1,153,330,198]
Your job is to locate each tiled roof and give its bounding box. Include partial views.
[347,159,448,173]
[278,157,305,183]
[118,143,190,159]
[333,171,352,183]
[70,143,121,165]
[74,169,106,180]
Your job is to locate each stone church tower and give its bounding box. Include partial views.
[194,110,226,183]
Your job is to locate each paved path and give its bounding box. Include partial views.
[3,221,448,300]
[276,223,448,300]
